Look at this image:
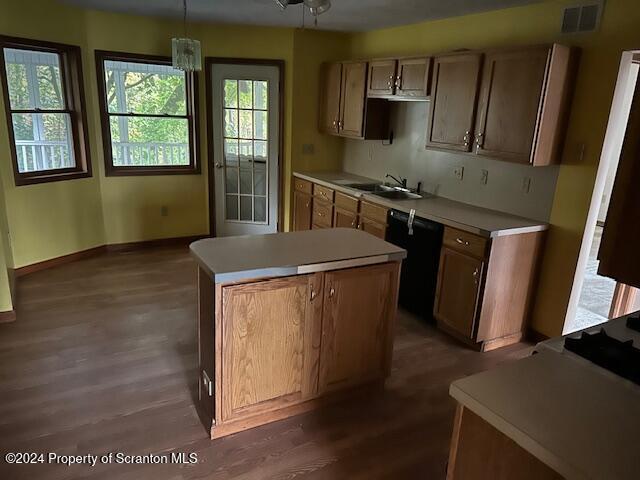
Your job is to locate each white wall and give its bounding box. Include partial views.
[342,102,560,222]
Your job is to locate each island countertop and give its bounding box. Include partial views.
[190,228,407,284]
[450,350,640,479]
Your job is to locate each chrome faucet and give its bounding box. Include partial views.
[385,174,407,189]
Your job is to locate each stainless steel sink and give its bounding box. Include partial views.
[343,183,394,193]
[372,190,422,200]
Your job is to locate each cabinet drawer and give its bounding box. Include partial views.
[312,200,333,227]
[334,192,359,213]
[313,184,335,203]
[360,200,388,224]
[443,227,487,258]
[294,178,312,194]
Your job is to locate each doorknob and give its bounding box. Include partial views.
[215,162,224,169]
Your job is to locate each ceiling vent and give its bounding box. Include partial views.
[561,2,604,33]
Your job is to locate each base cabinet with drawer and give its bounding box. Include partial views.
[292,177,389,239]
[434,226,545,351]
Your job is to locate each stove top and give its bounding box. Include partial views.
[626,312,640,333]
[564,329,640,386]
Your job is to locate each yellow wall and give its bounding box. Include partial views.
[0,0,106,269]
[345,0,640,336]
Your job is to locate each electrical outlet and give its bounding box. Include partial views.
[453,166,464,181]
[160,206,169,217]
[480,169,488,185]
[522,177,532,194]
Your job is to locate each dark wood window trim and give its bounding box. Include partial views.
[0,36,92,186]
[95,50,200,176]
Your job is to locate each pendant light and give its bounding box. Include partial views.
[172,0,202,72]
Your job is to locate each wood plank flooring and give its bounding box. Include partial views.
[0,246,533,479]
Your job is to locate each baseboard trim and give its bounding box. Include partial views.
[14,245,107,278]
[526,328,549,344]
[106,235,207,252]
[0,309,17,323]
[13,235,208,278]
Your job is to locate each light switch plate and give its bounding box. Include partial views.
[454,166,464,181]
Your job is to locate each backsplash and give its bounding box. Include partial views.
[342,102,560,222]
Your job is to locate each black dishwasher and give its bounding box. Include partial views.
[385,209,443,322]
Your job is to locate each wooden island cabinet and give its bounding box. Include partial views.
[191,229,405,439]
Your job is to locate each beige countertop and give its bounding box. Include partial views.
[293,171,548,238]
[450,351,640,480]
[190,228,406,283]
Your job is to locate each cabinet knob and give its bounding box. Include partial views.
[395,76,401,87]
[329,287,335,297]
[310,290,317,301]
[305,202,310,208]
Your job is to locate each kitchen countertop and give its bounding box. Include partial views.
[450,350,640,480]
[190,228,406,283]
[293,171,548,238]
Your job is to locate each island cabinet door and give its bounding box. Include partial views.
[318,263,399,393]
[220,273,324,422]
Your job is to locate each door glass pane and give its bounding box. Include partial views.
[225,166,238,194]
[254,81,267,110]
[238,80,252,109]
[254,196,266,222]
[253,110,267,140]
[240,196,252,221]
[221,77,269,224]
[224,79,237,108]
[239,167,252,194]
[226,194,238,220]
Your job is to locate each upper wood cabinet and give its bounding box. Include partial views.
[427,53,483,152]
[320,61,389,139]
[319,62,342,134]
[367,59,396,97]
[319,263,397,392]
[396,57,431,98]
[367,57,431,100]
[427,44,577,165]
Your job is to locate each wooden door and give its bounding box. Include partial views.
[474,47,550,164]
[333,207,358,229]
[319,62,342,134]
[293,190,312,231]
[426,53,482,152]
[359,218,386,239]
[319,263,397,393]
[339,61,368,138]
[434,247,484,339]
[396,57,431,99]
[221,274,323,420]
[599,73,640,287]
[367,59,396,97]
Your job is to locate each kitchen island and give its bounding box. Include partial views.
[190,228,406,439]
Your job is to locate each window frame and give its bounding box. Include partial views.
[0,36,92,186]
[95,50,200,176]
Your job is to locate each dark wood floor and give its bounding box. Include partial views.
[0,246,533,479]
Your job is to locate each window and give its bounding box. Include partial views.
[0,36,91,185]
[95,51,200,175]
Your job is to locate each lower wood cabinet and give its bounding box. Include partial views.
[292,177,389,239]
[434,226,544,351]
[319,263,397,392]
[201,261,400,438]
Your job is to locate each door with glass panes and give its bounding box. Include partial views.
[211,63,280,236]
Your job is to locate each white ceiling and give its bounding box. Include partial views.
[61,0,543,32]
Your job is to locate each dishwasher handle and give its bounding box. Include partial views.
[388,209,441,233]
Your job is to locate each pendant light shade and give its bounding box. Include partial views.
[172,37,202,72]
[172,0,202,72]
